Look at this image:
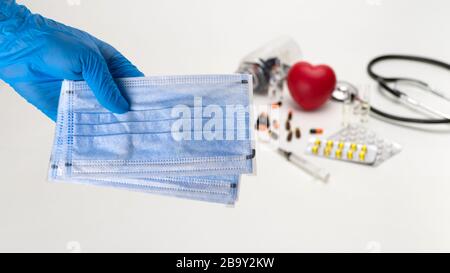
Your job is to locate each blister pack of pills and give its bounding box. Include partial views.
[306,139,378,165]
[327,124,402,166]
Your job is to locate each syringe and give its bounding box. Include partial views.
[277,148,330,182]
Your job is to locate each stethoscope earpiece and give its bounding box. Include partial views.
[365,54,450,124]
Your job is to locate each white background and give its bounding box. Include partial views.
[0,0,450,252]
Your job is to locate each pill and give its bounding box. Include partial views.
[273,120,280,129]
[287,131,293,142]
[312,145,319,154]
[326,140,334,148]
[258,124,268,131]
[324,147,332,157]
[347,150,354,160]
[310,128,324,134]
[350,143,357,151]
[359,151,366,161]
[285,121,291,131]
[314,139,321,146]
[295,128,301,139]
[256,113,270,130]
[271,101,282,108]
[268,130,279,140]
[338,142,345,149]
[361,145,367,152]
[287,110,293,121]
[335,149,342,159]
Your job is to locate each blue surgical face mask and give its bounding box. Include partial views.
[48,74,255,204]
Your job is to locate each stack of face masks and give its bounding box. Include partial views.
[48,75,255,204]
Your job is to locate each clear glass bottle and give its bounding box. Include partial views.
[358,86,371,125]
[236,36,302,98]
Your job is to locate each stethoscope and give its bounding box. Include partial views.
[332,54,450,124]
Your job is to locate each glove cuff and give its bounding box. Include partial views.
[0,0,31,34]
[0,0,19,18]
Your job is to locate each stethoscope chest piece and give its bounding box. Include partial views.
[332,81,359,102]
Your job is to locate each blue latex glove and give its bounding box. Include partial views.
[0,0,144,121]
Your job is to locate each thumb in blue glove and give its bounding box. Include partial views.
[0,0,144,121]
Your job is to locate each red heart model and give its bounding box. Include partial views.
[286,61,337,111]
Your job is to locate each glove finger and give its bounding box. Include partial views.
[80,52,129,114]
[95,40,144,78]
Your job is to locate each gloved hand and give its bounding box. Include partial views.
[0,0,144,121]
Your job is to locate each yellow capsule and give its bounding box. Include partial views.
[359,151,366,161]
[335,149,342,159]
[312,145,319,155]
[324,147,332,157]
[347,150,354,160]
[350,143,357,151]
[338,142,345,149]
[314,139,321,146]
[361,145,367,153]
[326,140,334,148]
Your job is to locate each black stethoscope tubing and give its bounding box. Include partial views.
[367,54,450,124]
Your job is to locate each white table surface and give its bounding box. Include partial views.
[0,0,449,252]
